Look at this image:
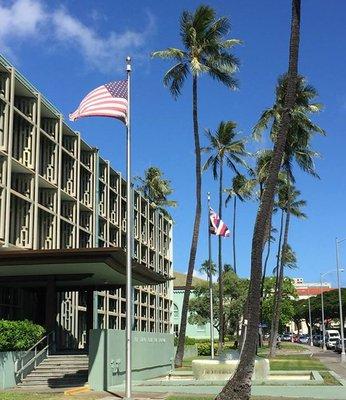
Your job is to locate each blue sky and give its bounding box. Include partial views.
[1,0,346,287]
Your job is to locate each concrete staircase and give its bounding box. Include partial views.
[17,354,89,390]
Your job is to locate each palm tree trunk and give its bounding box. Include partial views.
[259,225,272,326]
[269,209,284,350]
[218,160,224,349]
[269,212,290,357]
[269,175,291,358]
[216,1,301,398]
[233,196,237,274]
[175,75,202,367]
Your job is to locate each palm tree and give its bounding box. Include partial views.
[135,166,177,218]
[216,1,301,398]
[253,67,324,361]
[225,174,255,274]
[199,259,217,277]
[203,121,247,346]
[152,5,241,367]
[269,183,307,356]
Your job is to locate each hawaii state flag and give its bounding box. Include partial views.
[209,208,230,237]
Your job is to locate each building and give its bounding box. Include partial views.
[287,277,333,334]
[0,54,173,351]
[173,271,218,340]
[292,277,333,300]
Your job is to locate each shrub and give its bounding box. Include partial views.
[0,320,45,352]
[174,336,197,346]
[197,340,234,356]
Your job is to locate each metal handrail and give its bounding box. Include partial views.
[15,331,55,382]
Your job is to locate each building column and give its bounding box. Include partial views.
[86,289,95,349]
[45,280,57,332]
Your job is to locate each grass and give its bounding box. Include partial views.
[0,393,103,400]
[268,354,327,371]
[319,371,341,385]
[257,342,308,357]
[167,397,326,400]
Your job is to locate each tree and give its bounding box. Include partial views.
[216,1,301,398]
[152,5,241,367]
[269,182,306,357]
[253,70,324,360]
[292,289,346,332]
[261,276,298,331]
[199,259,217,277]
[135,166,177,218]
[203,121,247,346]
[188,270,248,337]
[225,174,255,274]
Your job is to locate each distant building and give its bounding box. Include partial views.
[173,271,218,340]
[293,277,333,300]
[287,278,333,334]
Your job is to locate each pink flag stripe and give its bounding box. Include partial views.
[209,208,230,237]
[69,80,128,124]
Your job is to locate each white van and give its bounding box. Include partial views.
[325,329,341,349]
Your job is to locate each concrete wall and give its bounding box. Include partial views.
[0,352,21,389]
[88,329,174,391]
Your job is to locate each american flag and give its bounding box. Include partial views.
[69,80,128,124]
[209,208,230,237]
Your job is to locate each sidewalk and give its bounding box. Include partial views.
[304,344,346,379]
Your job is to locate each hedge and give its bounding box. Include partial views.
[197,341,234,356]
[0,320,45,352]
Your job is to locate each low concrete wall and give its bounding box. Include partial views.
[88,329,174,391]
[0,352,22,389]
[174,345,198,359]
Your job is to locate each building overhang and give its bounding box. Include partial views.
[0,247,168,290]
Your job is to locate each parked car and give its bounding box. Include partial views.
[326,329,340,350]
[298,334,310,344]
[282,333,292,342]
[293,334,300,343]
[313,334,322,347]
[334,338,341,352]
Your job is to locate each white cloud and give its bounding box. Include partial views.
[0,0,45,57]
[0,0,155,73]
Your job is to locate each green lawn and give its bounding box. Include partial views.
[269,354,327,371]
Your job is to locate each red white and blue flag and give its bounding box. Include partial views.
[209,208,230,237]
[69,80,128,124]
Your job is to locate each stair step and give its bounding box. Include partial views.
[28,371,87,376]
[21,377,87,384]
[18,382,87,389]
[18,354,89,389]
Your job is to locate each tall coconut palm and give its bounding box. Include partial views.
[152,5,241,367]
[202,121,247,346]
[253,70,325,360]
[225,174,255,274]
[135,166,177,218]
[199,259,217,277]
[269,182,307,356]
[216,1,301,398]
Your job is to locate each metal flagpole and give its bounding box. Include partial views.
[125,56,132,399]
[207,192,215,359]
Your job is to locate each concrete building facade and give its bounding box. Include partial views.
[0,54,173,350]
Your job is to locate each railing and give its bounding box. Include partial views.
[15,331,55,382]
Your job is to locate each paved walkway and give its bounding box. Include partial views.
[303,344,346,379]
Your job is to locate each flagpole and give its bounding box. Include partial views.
[207,192,215,359]
[125,56,132,400]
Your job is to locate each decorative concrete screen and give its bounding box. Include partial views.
[88,329,174,390]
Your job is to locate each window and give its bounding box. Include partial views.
[173,304,179,319]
